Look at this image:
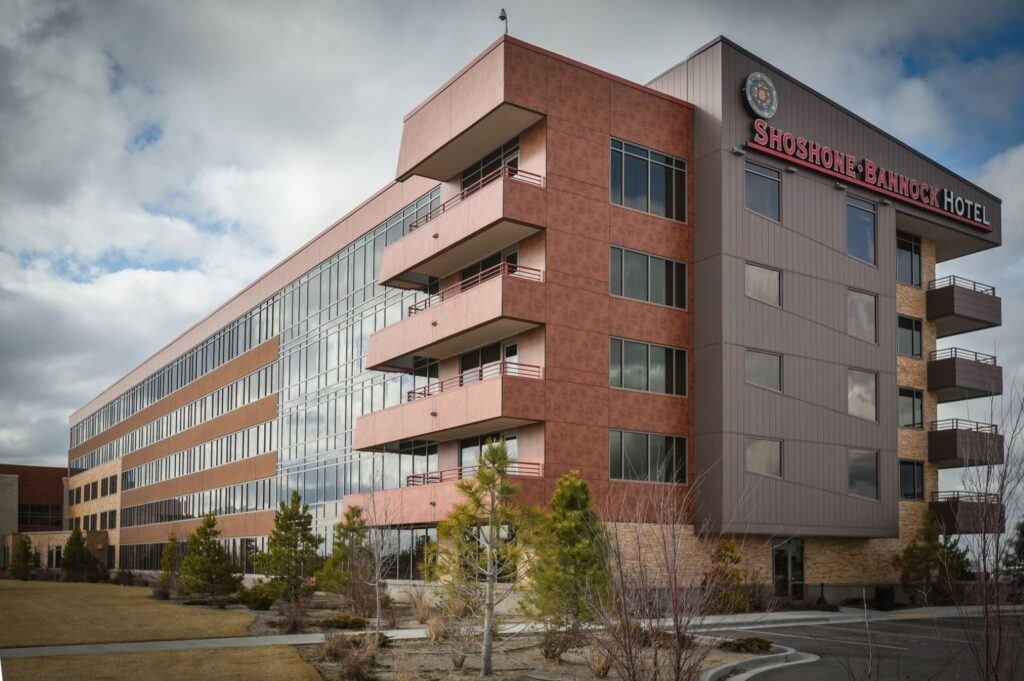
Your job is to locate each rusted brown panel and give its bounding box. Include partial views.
[926,287,1002,337]
[120,394,278,471]
[120,452,277,507]
[70,336,280,462]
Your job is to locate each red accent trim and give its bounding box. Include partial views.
[747,142,993,233]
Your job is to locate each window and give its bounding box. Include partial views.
[848,450,879,499]
[897,232,921,286]
[746,437,782,477]
[75,487,81,504]
[609,247,686,308]
[899,460,925,500]
[108,510,117,529]
[745,263,780,306]
[745,161,781,220]
[100,511,108,530]
[899,388,924,429]
[101,477,108,496]
[610,338,687,396]
[90,481,98,499]
[109,475,117,495]
[610,139,686,221]
[848,369,877,421]
[461,137,519,190]
[609,430,686,483]
[459,431,518,467]
[746,350,782,391]
[847,197,876,265]
[898,317,922,357]
[847,289,877,343]
[84,484,91,502]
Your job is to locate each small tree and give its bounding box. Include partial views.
[11,536,33,580]
[429,440,533,676]
[255,491,323,603]
[156,529,183,597]
[318,505,376,615]
[894,514,971,605]
[1004,520,1024,601]
[522,472,608,635]
[703,538,752,612]
[61,527,98,582]
[180,514,241,597]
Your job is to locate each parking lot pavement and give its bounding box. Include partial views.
[714,616,1024,681]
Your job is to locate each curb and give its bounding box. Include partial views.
[700,644,817,681]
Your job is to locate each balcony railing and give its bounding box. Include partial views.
[407,165,545,233]
[930,348,997,364]
[407,361,543,402]
[929,419,999,434]
[408,262,543,316]
[928,276,996,296]
[406,461,543,487]
[931,490,1001,504]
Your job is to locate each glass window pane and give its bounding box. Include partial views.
[650,434,670,482]
[649,257,668,305]
[847,290,877,343]
[623,251,648,300]
[745,263,780,306]
[609,431,622,480]
[746,438,782,477]
[610,248,622,296]
[623,341,648,391]
[673,262,686,309]
[649,345,667,394]
[672,437,687,483]
[899,388,923,428]
[899,461,916,499]
[650,162,672,218]
[610,339,622,387]
[624,154,648,212]
[898,317,921,357]
[848,450,879,499]
[848,369,877,421]
[847,200,876,264]
[745,162,780,220]
[674,349,687,396]
[623,431,648,481]
[673,168,686,221]
[746,350,781,391]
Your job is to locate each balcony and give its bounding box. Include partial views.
[928,419,1004,469]
[366,263,546,371]
[406,461,542,486]
[930,491,1005,534]
[927,277,1001,338]
[378,166,546,288]
[353,361,545,451]
[927,348,1002,403]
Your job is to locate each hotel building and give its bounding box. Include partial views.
[64,36,1004,599]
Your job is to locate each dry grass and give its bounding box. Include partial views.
[1,646,321,681]
[0,581,253,648]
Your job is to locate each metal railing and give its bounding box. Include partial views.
[407,361,542,401]
[407,262,543,316]
[407,165,544,233]
[406,460,543,486]
[929,419,999,434]
[931,490,1002,504]
[929,348,997,364]
[928,276,996,296]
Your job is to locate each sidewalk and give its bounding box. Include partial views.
[2,604,1018,660]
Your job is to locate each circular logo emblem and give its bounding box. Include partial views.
[744,71,778,119]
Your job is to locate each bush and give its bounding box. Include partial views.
[280,597,310,634]
[322,632,350,661]
[650,629,695,649]
[426,616,450,644]
[719,637,773,654]
[152,583,171,600]
[405,584,433,624]
[349,632,391,649]
[184,598,210,606]
[539,628,585,662]
[239,580,283,611]
[585,648,613,678]
[321,632,380,681]
[315,614,369,630]
[112,569,136,586]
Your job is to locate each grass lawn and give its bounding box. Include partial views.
[1,646,321,681]
[0,581,253,648]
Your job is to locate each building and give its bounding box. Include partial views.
[0,464,68,570]
[65,35,1003,599]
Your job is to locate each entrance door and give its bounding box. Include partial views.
[773,538,804,600]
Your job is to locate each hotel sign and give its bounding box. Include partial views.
[748,118,992,232]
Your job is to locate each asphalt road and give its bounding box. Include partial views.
[716,616,1024,680]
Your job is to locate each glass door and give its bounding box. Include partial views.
[773,538,804,600]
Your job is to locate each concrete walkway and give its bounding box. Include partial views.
[1,604,1017,660]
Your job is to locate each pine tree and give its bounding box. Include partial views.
[894,515,971,604]
[180,514,241,597]
[522,472,608,630]
[11,535,33,580]
[157,529,183,597]
[255,491,323,602]
[61,527,98,582]
[317,505,373,603]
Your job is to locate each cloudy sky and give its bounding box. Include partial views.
[1,0,1023,469]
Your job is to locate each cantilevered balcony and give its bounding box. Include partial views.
[366,263,546,371]
[928,419,1004,469]
[930,491,1005,535]
[927,277,1001,338]
[378,166,546,288]
[927,348,1002,403]
[353,361,545,451]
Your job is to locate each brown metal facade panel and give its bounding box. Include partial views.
[926,286,1002,337]
[120,452,278,507]
[928,429,1004,469]
[69,336,280,462]
[119,509,276,545]
[930,499,1006,535]
[927,357,1003,400]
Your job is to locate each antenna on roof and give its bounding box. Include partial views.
[498,8,508,35]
